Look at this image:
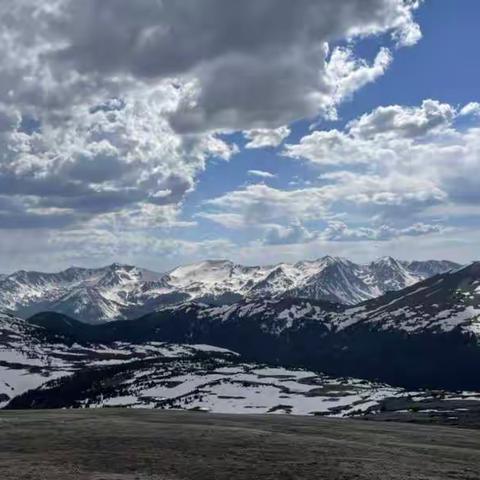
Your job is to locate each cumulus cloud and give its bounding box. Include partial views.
[347,99,456,139]
[244,126,291,149]
[1,0,419,133]
[459,102,480,117]
[323,47,392,117]
[0,86,236,230]
[200,99,480,251]
[200,169,445,232]
[263,223,317,245]
[0,0,425,268]
[284,99,459,166]
[0,1,420,221]
[201,184,331,228]
[285,100,480,213]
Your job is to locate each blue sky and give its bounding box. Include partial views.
[0,0,479,272]
[176,0,480,267]
[186,0,480,202]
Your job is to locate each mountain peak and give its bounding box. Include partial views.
[105,262,133,271]
[371,256,400,267]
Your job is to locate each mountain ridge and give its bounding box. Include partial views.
[0,257,460,323]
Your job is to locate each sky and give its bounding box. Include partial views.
[0,0,480,272]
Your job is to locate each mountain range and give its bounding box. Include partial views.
[18,261,480,390]
[1,259,480,413]
[0,257,459,323]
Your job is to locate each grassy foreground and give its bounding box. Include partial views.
[0,409,479,479]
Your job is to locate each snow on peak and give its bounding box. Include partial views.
[0,258,460,323]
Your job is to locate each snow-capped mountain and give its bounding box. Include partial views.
[145,262,480,340]
[138,262,480,346]
[0,264,165,323]
[2,260,479,413]
[201,262,480,340]
[350,261,480,336]
[22,261,476,390]
[0,257,459,323]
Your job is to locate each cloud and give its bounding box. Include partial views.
[284,99,459,166]
[0,0,426,268]
[285,100,480,215]
[48,229,235,263]
[5,0,419,133]
[284,129,380,167]
[247,170,276,179]
[322,220,444,242]
[263,223,317,245]
[323,47,392,117]
[200,99,480,250]
[200,170,445,232]
[319,171,446,212]
[0,221,236,273]
[347,99,456,139]
[459,102,480,117]
[244,126,291,149]
[0,1,421,229]
[202,184,331,228]
[0,85,238,230]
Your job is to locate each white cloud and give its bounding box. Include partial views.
[202,184,331,228]
[322,220,444,242]
[0,223,236,273]
[347,99,456,138]
[0,1,421,228]
[0,85,234,231]
[284,129,381,166]
[199,99,480,257]
[247,170,276,179]
[284,99,459,166]
[200,170,446,233]
[196,212,254,230]
[228,224,477,268]
[263,223,316,245]
[0,0,428,268]
[285,100,480,216]
[323,47,392,117]
[459,102,480,117]
[244,126,291,149]
[319,171,446,210]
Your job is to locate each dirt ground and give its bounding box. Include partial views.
[0,409,479,480]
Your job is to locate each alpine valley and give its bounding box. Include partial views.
[2,256,480,422]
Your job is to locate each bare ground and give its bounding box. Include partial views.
[0,409,479,480]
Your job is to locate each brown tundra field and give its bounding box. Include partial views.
[0,409,479,480]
